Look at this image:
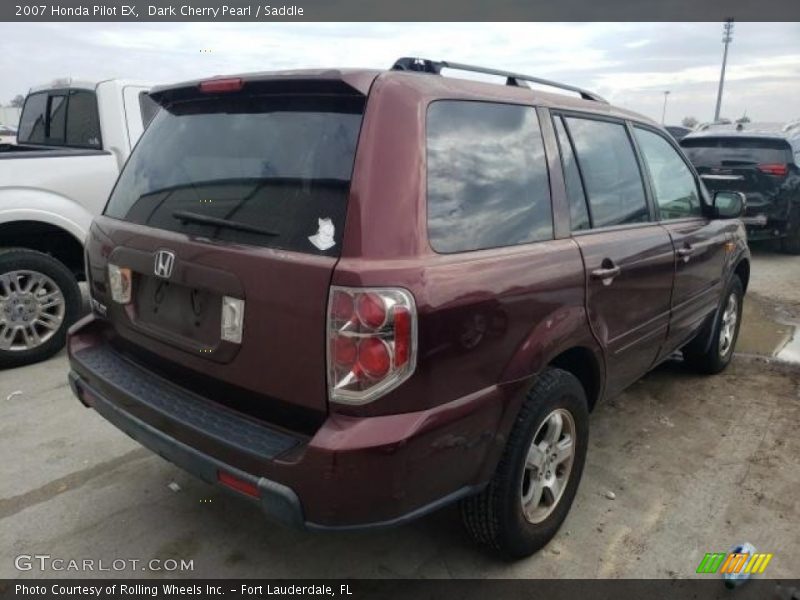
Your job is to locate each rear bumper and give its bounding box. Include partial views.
[741,195,799,240]
[67,315,502,529]
[68,370,304,527]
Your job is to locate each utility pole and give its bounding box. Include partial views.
[714,18,734,122]
[661,91,670,124]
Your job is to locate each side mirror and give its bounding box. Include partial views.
[713,191,746,219]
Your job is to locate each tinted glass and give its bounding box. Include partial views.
[47,95,67,144]
[565,117,648,228]
[17,92,48,144]
[105,95,364,256]
[635,128,701,220]
[65,90,101,148]
[427,101,552,253]
[554,116,590,231]
[681,136,792,166]
[17,90,100,148]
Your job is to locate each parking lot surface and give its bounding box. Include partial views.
[1,249,798,579]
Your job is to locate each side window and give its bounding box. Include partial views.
[553,116,590,231]
[427,100,553,253]
[17,92,48,144]
[564,117,649,228]
[634,127,701,219]
[47,94,67,144]
[66,90,101,148]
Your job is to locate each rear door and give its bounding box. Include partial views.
[633,126,730,355]
[554,114,674,396]
[97,86,368,414]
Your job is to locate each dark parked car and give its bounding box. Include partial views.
[681,124,800,253]
[67,58,750,559]
[665,125,692,140]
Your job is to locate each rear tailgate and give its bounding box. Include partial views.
[88,76,372,416]
[681,135,793,218]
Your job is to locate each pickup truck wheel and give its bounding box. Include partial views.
[0,249,80,368]
[460,368,588,559]
[682,275,743,374]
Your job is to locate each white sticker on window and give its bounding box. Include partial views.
[309,218,336,251]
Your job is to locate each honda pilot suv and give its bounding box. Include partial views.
[68,58,750,559]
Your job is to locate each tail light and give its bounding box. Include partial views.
[217,470,260,498]
[107,264,131,304]
[758,163,788,176]
[199,77,244,94]
[327,287,417,405]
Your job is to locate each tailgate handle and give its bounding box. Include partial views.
[591,261,621,285]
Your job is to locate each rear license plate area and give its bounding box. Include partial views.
[134,275,221,346]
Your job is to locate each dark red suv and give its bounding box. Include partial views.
[68,58,750,558]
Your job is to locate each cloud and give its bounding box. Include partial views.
[0,22,798,123]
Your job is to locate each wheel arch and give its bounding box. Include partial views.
[548,346,603,412]
[500,304,606,413]
[733,256,750,292]
[0,219,86,280]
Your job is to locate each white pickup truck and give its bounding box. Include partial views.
[0,78,153,368]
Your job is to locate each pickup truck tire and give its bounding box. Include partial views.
[682,275,744,374]
[460,368,589,559]
[0,249,81,369]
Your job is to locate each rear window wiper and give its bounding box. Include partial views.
[172,210,279,237]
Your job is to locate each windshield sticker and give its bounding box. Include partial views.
[309,218,336,251]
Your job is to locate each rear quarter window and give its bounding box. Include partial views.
[17,92,48,144]
[426,100,553,253]
[65,90,101,147]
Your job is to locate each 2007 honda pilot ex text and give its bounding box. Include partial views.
[68,58,750,559]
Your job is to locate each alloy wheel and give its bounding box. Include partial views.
[718,292,738,358]
[0,270,66,351]
[521,408,577,524]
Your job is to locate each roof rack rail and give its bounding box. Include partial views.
[391,57,608,104]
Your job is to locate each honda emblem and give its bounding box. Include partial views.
[154,250,175,279]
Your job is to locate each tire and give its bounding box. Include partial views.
[460,368,589,559]
[682,275,743,375]
[780,232,800,255]
[0,249,81,369]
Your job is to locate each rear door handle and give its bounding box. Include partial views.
[677,244,695,261]
[590,264,621,285]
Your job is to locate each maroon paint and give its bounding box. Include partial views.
[68,67,750,527]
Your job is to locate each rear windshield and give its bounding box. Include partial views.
[105,94,364,255]
[18,89,102,148]
[680,136,791,166]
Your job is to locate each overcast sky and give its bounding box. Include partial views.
[1,22,798,124]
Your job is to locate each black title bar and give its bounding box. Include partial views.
[3,579,800,600]
[3,0,800,21]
